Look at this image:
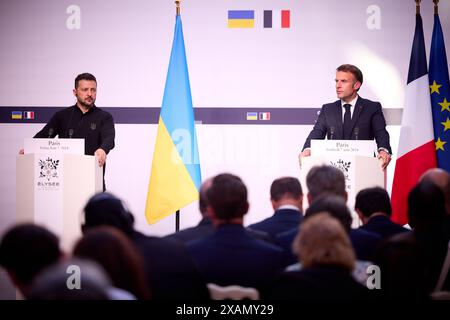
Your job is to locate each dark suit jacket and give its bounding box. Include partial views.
[130,231,209,300]
[276,226,382,265]
[359,215,410,240]
[269,265,372,300]
[186,224,285,294]
[303,97,392,154]
[247,208,303,240]
[164,217,272,244]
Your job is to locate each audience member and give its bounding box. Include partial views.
[247,177,303,239]
[270,213,371,300]
[187,173,285,295]
[0,224,61,298]
[165,178,271,243]
[355,187,410,239]
[73,226,151,299]
[82,192,209,299]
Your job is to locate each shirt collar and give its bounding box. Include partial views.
[277,204,301,211]
[340,95,358,108]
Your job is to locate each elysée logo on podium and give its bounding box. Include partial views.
[37,157,61,190]
[24,138,84,191]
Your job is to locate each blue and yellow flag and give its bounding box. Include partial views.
[429,12,450,173]
[145,14,201,224]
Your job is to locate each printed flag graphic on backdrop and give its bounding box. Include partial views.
[228,10,254,28]
[429,12,450,173]
[11,111,22,119]
[391,13,437,225]
[145,14,201,224]
[24,111,34,119]
[263,10,290,28]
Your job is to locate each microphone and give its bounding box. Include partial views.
[48,128,54,138]
[354,126,359,140]
[330,126,335,140]
[69,129,74,138]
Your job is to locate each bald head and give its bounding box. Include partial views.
[420,168,450,214]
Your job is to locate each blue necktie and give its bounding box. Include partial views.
[343,104,352,140]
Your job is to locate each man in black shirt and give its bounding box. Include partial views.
[32,73,115,189]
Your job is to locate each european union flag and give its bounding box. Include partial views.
[429,13,450,173]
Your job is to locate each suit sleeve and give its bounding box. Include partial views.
[302,105,328,150]
[99,112,115,154]
[371,103,392,155]
[33,112,61,138]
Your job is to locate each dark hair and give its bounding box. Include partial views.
[305,195,352,232]
[0,224,60,286]
[207,173,248,220]
[306,165,346,200]
[75,73,97,88]
[336,64,363,86]
[199,179,213,215]
[408,180,446,229]
[82,192,134,236]
[355,187,392,217]
[270,177,303,201]
[73,226,151,299]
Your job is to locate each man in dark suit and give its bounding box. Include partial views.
[247,177,303,239]
[355,187,410,239]
[300,64,392,169]
[186,173,285,295]
[164,178,271,243]
[82,192,209,300]
[276,165,381,264]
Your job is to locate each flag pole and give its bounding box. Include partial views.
[433,0,439,14]
[175,0,181,232]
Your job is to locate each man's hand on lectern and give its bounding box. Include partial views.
[94,148,107,167]
[377,150,391,170]
[298,149,311,168]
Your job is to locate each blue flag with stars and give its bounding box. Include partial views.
[429,13,450,173]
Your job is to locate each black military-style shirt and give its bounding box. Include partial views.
[34,104,115,156]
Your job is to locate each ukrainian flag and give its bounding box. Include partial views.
[228,10,254,28]
[145,14,201,224]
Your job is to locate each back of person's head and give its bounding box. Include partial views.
[199,178,213,216]
[0,224,61,293]
[73,226,150,299]
[207,173,248,221]
[305,195,352,232]
[75,72,96,88]
[306,165,346,201]
[270,177,303,201]
[336,64,363,86]
[293,212,355,272]
[420,168,450,214]
[355,187,392,218]
[82,192,134,236]
[28,258,110,300]
[408,180,446,230]
[373,234,427,299]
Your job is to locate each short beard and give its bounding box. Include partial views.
[78,99,94,109]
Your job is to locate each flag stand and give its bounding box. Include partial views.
[176,210,180,232]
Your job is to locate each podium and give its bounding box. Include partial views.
[300,140,385,227]
[16,139,103,251]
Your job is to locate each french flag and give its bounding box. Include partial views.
[391,13,437,225]
[263,10,290,29]
[24,111,34,119]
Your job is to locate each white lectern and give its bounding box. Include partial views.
[16,139,103,251]
[301,140,385,227]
